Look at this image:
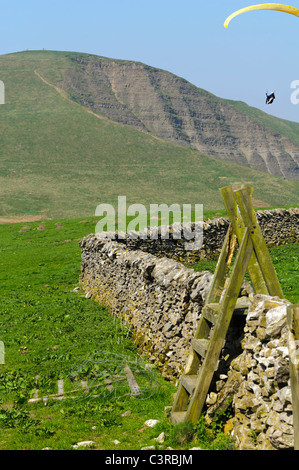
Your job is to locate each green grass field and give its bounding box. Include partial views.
[0,216,298,450]
[0,218,176,450]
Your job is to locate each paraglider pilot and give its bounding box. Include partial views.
[266,92,275,105]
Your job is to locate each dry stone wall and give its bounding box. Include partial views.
[79,207,299,450]
[79,236,214,378]
[95,208,299,263]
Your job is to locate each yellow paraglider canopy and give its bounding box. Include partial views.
[224,3,299,28]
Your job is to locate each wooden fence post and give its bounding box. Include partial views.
[287,304,299,450]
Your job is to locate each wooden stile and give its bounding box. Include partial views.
[170,185,284,425]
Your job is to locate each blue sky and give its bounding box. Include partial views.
[1,0,299,122]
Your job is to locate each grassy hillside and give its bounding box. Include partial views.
[0,50,298,220]
[0,217,297,450]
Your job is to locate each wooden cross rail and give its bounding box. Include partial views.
[28,364,140,404]
[170,185,284,425]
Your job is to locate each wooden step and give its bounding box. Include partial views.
[234,296,251,314]
[203,297,250,323]
[170,411,188,425]
[236,297,250,307]
[191,339,209,358]
[202,303,220,323]
[180,375,198,394]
